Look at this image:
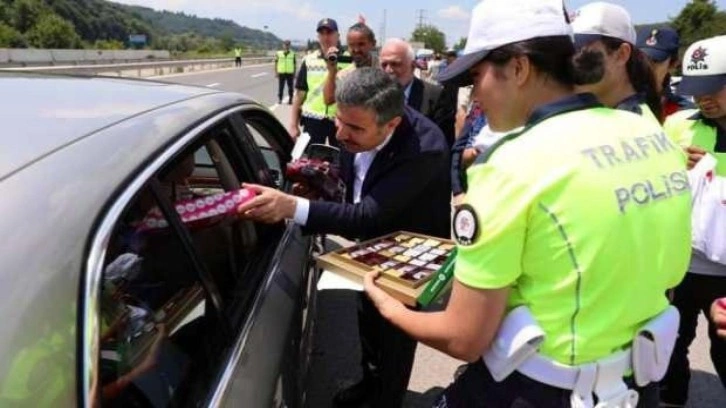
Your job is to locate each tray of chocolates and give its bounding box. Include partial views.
[316,231,456,306]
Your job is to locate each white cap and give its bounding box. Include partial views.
[571,2,636,47]
[437,0,572,86]
[678,35,726,96]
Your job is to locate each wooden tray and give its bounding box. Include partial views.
[316,231,455,306]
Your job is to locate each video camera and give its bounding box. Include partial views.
[324,52,353,64]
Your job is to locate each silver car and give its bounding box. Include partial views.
[0,72,318,407]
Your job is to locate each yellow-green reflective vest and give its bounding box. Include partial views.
[276,51,295,74]
[301,50,352,120]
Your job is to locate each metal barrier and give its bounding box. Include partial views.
[0,57,273,78]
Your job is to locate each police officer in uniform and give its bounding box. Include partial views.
[289,18,352,147]
[660,35,726,408]
[636,27,695,119]
[570,2,663,124]
[363,1,692,407]
[274,40,296,105]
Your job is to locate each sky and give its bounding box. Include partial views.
[114,0,726,47]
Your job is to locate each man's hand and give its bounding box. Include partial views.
[364,271,405,320]
[685,145,707,170]
[711,298,726,339]
[237,183,297,224]
[288,123,301,140]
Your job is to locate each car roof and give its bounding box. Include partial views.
[0,72,236,180]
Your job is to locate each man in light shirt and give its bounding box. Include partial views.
[237,67,451,407]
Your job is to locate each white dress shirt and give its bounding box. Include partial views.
[292,133,394,225]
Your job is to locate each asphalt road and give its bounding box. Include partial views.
[161,66,726,408]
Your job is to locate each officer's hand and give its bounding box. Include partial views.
[711,298,726,339]
[364,271,404,319]
[685,145,707,170]
[288,123,301,140]
[453,193,467,207]
[325,46,339,70]
[237,183,297,224]
[462,147,481,168]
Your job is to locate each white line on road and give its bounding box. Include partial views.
[148,63,272,79]
[251,72,269,78]
[206,83,220,87]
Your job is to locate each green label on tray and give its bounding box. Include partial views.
[417,247,456,306]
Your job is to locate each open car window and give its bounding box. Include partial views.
[95,119,283,407]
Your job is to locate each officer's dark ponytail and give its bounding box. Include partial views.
[602,38,664,123]
[486,36,576,87]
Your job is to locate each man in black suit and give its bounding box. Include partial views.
[238,67,451,407]
[380,38,457,147]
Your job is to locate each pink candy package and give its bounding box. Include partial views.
[137,188,256,233]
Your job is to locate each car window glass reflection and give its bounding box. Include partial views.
[98,137,252,406]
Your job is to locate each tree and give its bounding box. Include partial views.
[671,0,726,52]
[453,37,467,52]
[0,22,26,47]
[26,14,81,48]
[411,25,446,53]
[12,0,46,32]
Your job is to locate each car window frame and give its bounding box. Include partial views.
[79,104,277,407]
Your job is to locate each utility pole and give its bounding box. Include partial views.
[416,9,427,28]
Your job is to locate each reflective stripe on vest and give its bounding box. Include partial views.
[301,51,352,120]
[276,51,295,74]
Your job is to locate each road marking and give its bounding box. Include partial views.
[206,82,220,87]
[147,63,272,79]
[251,72,268,78]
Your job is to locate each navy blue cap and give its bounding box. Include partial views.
[316,18,338,33]
[636,27,679,62]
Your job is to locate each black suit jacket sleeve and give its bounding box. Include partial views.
[304,151,447,240]
[433,84,457,147]
[451,120,474,195]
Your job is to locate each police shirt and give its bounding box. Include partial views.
[454,93,691,365]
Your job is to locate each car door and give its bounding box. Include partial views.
[209,108,317,408]
[81,106,312,408]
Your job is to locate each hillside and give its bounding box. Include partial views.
[119,4,280,49]
[0,0,280,50]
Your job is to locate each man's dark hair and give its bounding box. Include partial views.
[601,37,663,123]
[336,67,404,125]
[348,23,376,44]
[485,36,576,87]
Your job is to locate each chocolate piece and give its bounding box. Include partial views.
[425,263,443,270]
[380,261,401,270]
[357,253,388,266]
[389,246,406,254]
[394,234,412,242]
[410,259,427,267]
[394,255,411,263]
[430,249,447,256]
[419,253,438,262]
[423,239,441,247]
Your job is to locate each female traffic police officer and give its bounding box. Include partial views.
[362,0,692,407]
[570,2,663,125]
[659,35,726,407]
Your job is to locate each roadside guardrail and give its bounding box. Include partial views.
[0,57,273,78]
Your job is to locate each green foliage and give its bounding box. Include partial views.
[93,39,124,49]
[0,0,280,52]
[453,37,466,52]
[411,25,446,53]
[26,12,80,48]
[12,0,46,32]
[671,0,726,48]
[0,21,25,47]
